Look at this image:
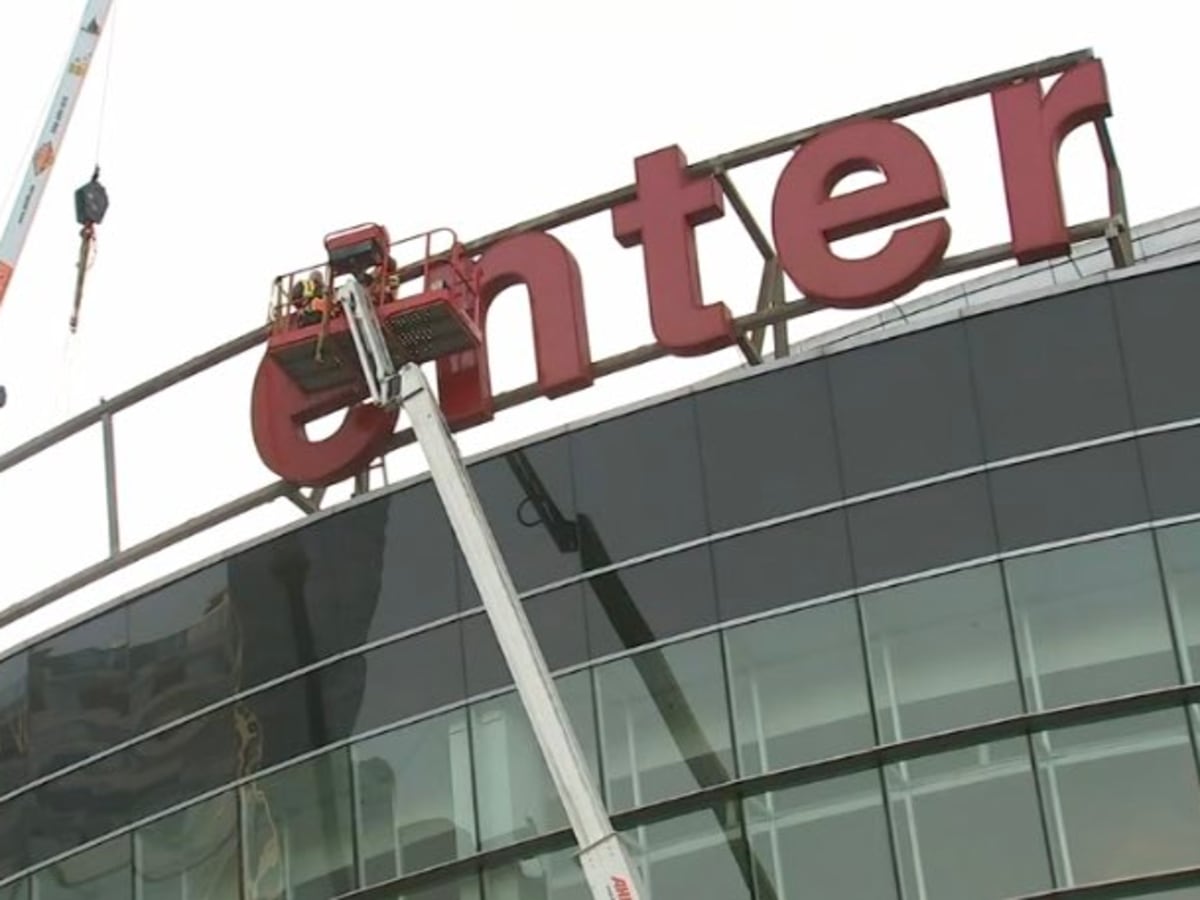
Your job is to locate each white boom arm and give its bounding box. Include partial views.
[337,279,647,900]
[0,0,115,313]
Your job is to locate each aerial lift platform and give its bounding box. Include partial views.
[266,224,646,900]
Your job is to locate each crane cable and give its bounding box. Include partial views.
[59,1,120,419]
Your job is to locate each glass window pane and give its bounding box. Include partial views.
[466,438,581,592]
[583,547,718,658]
[711,511,854,622]
[847,475,997,586]
[624,808,753,900]
[471,670,597,851]
[830,321,983,496]
[1159,521,1200,680]
[353,709,475,886]
[135,791,240,900]
[694,362,843,531]
[484,845,587,900]
[967,284,1132,459]
[0,652,28,797]
[989,441,1149,552]
[320,622,466,739]
[861,565,1023,745]
[726,600,872,775]
[571,399,708,563]
[1034,709,1200,886]
[744,772,898,900]
[461,585,588,696]
[1112,263,1200,428]
[1141,428,1200,521]
[1004,533,1179,710]
[0,880,25,900]
[596,634,734,813]
[241,747,355,900]
[32,752,128,870]
[34,836,130,900]
[888,738,1051,899]
[28,608,130,779]
[394,872,481,899]
[128,564,236,736]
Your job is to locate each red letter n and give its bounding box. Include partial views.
[992,59,1112,264]
[612,146,735,356]
[436,232,593,429]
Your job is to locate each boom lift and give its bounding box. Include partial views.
[266,224,648,900]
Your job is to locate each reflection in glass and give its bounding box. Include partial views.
[1004,533,1178,710]
[725,600,872,775]
[862,565,1023,749]
[0,652,27,798]
[353,709,475,886]
[888,738,1051,899]
[135,791,240,899]
[471,671,597,851]
[484,845,587,900]
[1033,710,1200,887]
[128,564,237,735]
[241,747,355,900]
[1157,521,1200,681]
[34,836,130,900]
[570,400,708,563]
[623,809,753,900]
[744,772,898,900]
[28,609,130,778]
[0,879,25,900]
[596,634,734,812]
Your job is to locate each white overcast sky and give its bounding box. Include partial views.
[0,0,1194,653]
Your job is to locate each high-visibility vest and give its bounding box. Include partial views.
[302,279,331,315]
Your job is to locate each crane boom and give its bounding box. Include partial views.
[0,0,115,313]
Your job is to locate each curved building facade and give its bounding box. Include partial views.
[2,232,1200,899]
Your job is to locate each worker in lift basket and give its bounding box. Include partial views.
[289,269,332,325]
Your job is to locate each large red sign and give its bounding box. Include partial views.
[252,60,1112,487]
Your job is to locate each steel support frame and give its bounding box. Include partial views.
[0,50,1134,628]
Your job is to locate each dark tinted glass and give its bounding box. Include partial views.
[1140,428,1200,520]
[224,484,459,693]
[712,510,853,620]
[627,808,754,900]
[830,322,983,495]
[0,794,31,879]
[0,653,28,797]
[571,399,708,563]
[461,584,588,695]
[237,671,330,771]
[1112,263,1200,427]
[967,285,1132,459]
[124,707,238,827]
[31,751,128,870]
[466,438,581,591]
[694,361,842,531]
[847,475,996,586]
[28,608,130,779]
[320,622,466,737]
[989,441,1148,551]
[128,563,236,735]
[583,547,718,658]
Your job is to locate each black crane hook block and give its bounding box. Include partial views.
[74,167,109,228]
